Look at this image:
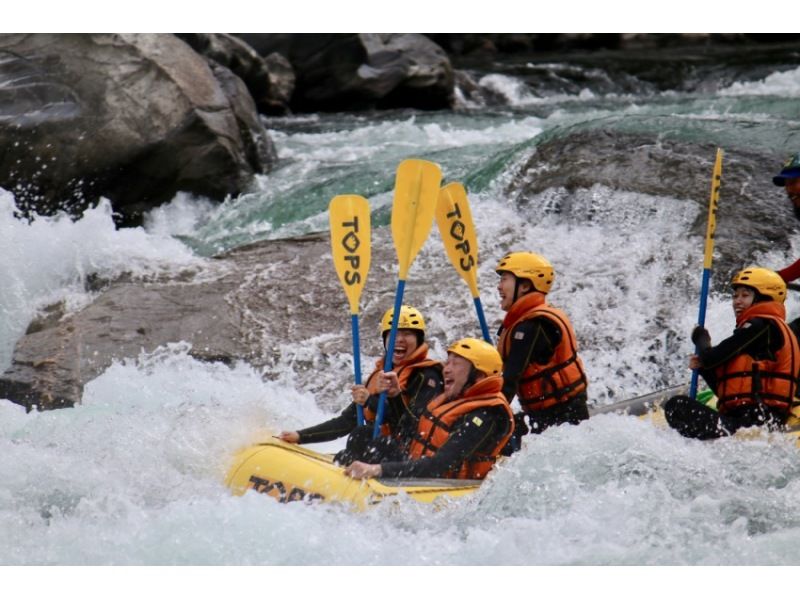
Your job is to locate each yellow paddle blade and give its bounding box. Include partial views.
[391,159,442,279]
[436,182,480,297]
[329,195,371,314]
[703,148,723,269]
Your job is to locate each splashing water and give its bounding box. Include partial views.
[3,58,800,565]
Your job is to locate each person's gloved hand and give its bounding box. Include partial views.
[691,326,711,350]
[501,412,529,456]
[513,412,529,436]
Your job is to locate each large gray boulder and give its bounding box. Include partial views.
[235,33,454,111]
[0,33,275,225]
[177,33,295,115]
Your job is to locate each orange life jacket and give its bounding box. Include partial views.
[497,292,588,413]
[362,343,441,435]
[407,376,514,480]
[713,302,800,415]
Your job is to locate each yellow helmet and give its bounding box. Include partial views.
[495,252,554,293]
[731,267,787,303]
[381,305,426,333]
[447,338,503,376]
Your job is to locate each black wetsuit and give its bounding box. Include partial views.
[500,318,589,449]
[664,317,789,439]
[296,364,442,445]
[337,405,509,479]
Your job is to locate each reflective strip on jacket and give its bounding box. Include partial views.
[407,376,514,480]
[497,292,588,412]
[714,302,800,414]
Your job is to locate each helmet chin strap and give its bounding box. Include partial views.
[513,276,533,302]
[463,365,480,393]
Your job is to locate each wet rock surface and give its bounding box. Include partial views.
[0,33,275,226]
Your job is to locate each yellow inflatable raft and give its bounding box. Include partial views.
[225,437,481,511]
[227,390,800,511]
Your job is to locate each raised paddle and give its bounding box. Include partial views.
[436,182,491,342]
[689,148,723,400]
[329,194,371,426]
[373,159,442,438]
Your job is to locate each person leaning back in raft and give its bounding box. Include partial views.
[344,339,514,480]
[278,305,443,449]
[665,267,800,439]
[494,252,589,448]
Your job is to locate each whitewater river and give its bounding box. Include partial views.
[3,46,800,568]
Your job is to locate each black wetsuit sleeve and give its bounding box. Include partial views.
[501,318,562,402]
[296,402,359,444]
[379,407,501,478]
[697,318,784,389]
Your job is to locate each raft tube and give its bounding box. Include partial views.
[593,384,800,444]
[225,437,481,510]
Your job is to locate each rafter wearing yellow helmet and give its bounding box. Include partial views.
[495,251,589,451]
[278,304,442,455]
[665,265,800,440]
[342,336,514,482]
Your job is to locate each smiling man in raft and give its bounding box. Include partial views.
[344,338,514,480]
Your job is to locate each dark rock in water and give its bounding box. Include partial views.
[0,229,398,411]
[446,38,800,102]
[430,34,800,59]
[234,33,454,111]
[453,70,510,108]
[176,33,295,115]
[430,33,624,56]
[261,52,297,113]
[507,130,791,285]
[0,33,275,226]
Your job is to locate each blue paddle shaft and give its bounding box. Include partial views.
[351,313,364,426]
[689,268,712,400]
[474,297,491,343]
[373,280,406,438]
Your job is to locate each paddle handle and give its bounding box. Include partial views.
[350,313,365,426]
[473,296,491,343]
[689,268,712,400]
[373,280,406,438]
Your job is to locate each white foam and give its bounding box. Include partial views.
[720,66,800,97]
[0,191,205,371]
[143,192,218,237]
[478,73,597,106]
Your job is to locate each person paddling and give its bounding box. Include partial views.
[494,252,589,447]
[664,267,800,439]
[278,305,443,447]
[773,153,800,226]
[771,153,800,337]
[344,338,514,480]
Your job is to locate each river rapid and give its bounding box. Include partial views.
[3,42,800,571]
